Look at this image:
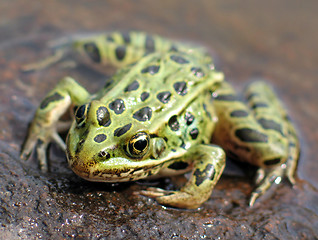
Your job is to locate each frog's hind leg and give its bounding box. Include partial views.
[245,81,300,205]
[73,31,211,68]
[212,81,299,206]
[23,31,212,72]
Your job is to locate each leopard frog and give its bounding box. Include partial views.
[21,31,299,209]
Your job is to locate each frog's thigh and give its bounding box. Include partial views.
[213,81,291,167]
[212,81,299,205]
[142,145,225,209]
[245,81,299,183]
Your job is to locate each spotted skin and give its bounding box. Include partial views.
[21,31,299,209]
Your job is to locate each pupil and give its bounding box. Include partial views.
[134,139,147,151]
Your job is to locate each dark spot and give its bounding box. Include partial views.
[251,102,269,109]
[145,35,155,52]
[75,103,90,128]
[133,107,152,122]
[230,110,249,118]
[258,118,284,135]
[75,104,86,120]
[189,128,199,140]
[37,139,44,146]
[173,81,187,96]
[149,133,158,138]
[141,65,160,75]
[73,105,79,114]
[75,129,89,154]
[115,46,126,61]
[168,161,189,170]
[169,45,178,52]
[75,139,85,154]
[184,112,195,125]
[264,158,281,166]
[109,99,125,114]
[103,79,113,89]
[122,32,131,44]
[203,104,212,119]
[140,92,150,101]
[94,134,107,143]
[215,94,238,101]
[171,149,176,152]
[98,150,110,159]
[191,67,205,78]
[194,163,215,186]
[284,114,292,121]
[96,106,111,127]
[124,80,139,92]
[106,36,114,42]
[157,91,171,104]
[235,128,268,143]
[168,115,180,131]
[75,105,87,126]
[114,123,132,137]
[170,55,189,64]
[83,42,101,63]
[246,92,259,101]
[180,143,186,149]
[40,92,63,109]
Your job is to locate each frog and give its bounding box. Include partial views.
[20,31,299,209]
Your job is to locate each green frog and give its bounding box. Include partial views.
[21,31,299,209]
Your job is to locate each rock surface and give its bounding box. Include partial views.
[0,0,317,239]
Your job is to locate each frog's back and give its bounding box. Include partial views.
[96,51,223,132]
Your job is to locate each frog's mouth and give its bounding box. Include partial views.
[67,150,163,182]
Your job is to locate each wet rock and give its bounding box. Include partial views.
[0,0,318,239]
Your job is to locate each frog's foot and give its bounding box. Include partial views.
[21,48,65,72]
[249,123,300,206]
[138,145,226,209]
[249,163,288,206]
[20,122,66,172]
[139,187,203,209]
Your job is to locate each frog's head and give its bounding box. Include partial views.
[66,100,167,182]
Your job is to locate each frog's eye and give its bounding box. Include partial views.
[126,132,150,158]
[74,104,88,126]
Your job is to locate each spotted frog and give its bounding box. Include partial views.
[21,31,299,209]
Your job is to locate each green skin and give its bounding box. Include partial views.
[21,31,299,209]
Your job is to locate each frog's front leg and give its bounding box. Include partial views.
[21,77,90,171]
[139,145,225,209]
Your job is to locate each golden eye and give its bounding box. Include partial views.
[126,132,150,158]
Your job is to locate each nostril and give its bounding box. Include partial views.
[98,150,110,159]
